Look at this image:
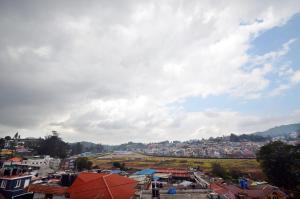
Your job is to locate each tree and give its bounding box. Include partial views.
[112,161,125,170]
[24,138,43,154]
[229,134,239,142]
[75,157,93,171]
[228,168,243,180]
[70,143,83,155]
[4,136,11,140]
[13,132,19,140]
[0,138,5,149]
[257,141,300,191]
[211,163,228,179]
[229,133,267,142]
[37,132,69,158]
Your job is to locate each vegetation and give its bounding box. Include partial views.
[0,132,105,158]
[210,162,244,180]
[0,138,5,148]
[112,161,126,170]
[111,142,146,151]
[257,141,300,192]
[255,123,300,137]
[36,132,69,158]
[211,163,229,179]
[91,153,261,179]
[228,167,243,181]
[75,157,93,171]
[70,142,83,155]
[229,133,268,142]
[74,142,104,154]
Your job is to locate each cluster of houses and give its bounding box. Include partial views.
[0,155,289,199]
[209,182,287,199]
[0,135,293,198]
[140,140,265,158]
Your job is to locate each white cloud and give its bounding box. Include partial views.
[291,70,300,83]
[0,1,300,143]
[270,68,300,96]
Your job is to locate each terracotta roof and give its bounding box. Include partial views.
[224,184,243,195]
[28,184,68,195]
[212,183,287,198]
[259,185,287,197]
[156,169,189,177]
[9,157,22,162]
[210,183,228,195]
[67,172,138,199]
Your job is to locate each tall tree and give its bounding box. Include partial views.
[257,141,300,191]
[0,138,5,149]
[38,132,69,158]
[4,136,11,140]
[13,132,19,140]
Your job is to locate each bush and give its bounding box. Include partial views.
[112,161,125,170]
[75,157,93,171]
[211,162,228,179]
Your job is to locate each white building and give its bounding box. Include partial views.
[21,156,60,170]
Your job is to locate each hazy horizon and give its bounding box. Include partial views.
[0,1,300,144]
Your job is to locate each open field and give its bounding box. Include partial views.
[90,152,262,178]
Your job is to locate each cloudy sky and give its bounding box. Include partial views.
[0,1,300,144]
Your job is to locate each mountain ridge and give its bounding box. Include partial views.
[254,123,300,137]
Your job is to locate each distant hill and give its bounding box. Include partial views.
[77,141,97,148]
[254,123,300,138]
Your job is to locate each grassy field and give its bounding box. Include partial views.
[90,152,262,178]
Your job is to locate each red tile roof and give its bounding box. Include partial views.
[210,183,228,195]
[211,183,287,199]
[156,169,189,177]
[67,172,138,199]
[28,184,68,195]
[155,169,188,174]
[9,157,22,162]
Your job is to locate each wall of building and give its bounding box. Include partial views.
[33,193,66,199]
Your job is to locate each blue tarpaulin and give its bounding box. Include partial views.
[135,168,156,175]
[111,170,121,174]
[153,176,160,181]
[167,187,176,194]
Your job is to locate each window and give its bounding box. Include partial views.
[272,196,279,199]
[15,179,21,188]
[24,179,30,188]
[1,180,7,188]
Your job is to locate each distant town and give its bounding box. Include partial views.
[0,123,299,198]
[1,124,299,160]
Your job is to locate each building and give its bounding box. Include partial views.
[0,168,32,199]
[210,183,287,199]
[2,156,61,177]
[21,155,61,170]
[67,172,138,199]
[62,158,76,170]
[28,184,68,199]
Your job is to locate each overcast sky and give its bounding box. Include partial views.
[0,1,300,144]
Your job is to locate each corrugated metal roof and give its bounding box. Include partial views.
[134,169,156,175]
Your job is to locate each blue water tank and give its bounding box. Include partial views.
[239,179,248,189]
[167,187,176,194]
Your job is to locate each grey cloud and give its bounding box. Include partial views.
[0,1,299,142]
